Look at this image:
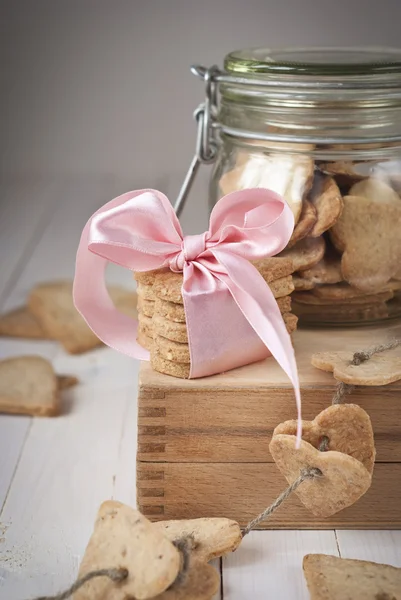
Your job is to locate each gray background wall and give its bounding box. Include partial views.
[2,0,401,226]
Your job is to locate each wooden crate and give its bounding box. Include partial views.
[136,321,401,529]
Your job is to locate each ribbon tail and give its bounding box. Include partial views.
[213,250,302,446]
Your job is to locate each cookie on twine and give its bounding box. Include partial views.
[269,434,372,517]
[273,403,376,473]
[154,517,242,563]
[312,339,401,386]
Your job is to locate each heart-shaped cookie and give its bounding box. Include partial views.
[269,435,372,517]
[312,349,401,386]
[330,194,401,292]
[273,404,375,473]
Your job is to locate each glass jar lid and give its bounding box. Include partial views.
[213,46,401,144]
[224,47,401,77]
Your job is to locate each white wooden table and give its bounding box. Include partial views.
[0,178,400,599]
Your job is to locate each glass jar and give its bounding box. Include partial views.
[203,47,401,326]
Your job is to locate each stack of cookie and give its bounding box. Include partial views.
[135,256,297,378]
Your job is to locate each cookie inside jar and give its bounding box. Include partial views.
[208,47,401,326]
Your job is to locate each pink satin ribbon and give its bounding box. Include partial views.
[73,188,301,440]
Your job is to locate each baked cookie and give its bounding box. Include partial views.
[138,313,154,338]
[154,335,190,363]
[153,518,242,563]
[293,276,315,291]
[137,297,156,318]
[317,161,370,189]
[137,330,153,351]
[268,276,295,298]
[0,356,59,417]
[330,195,401,292]
[312,348,401,387]
[350,177,400,205]
[28,281,137,354]
[269,434,372,517]
[276,296,292,313]
[252,256,295,282]
[273,403,375,473]
[287,200,317,247]
[154,298,186,323]
[303,554,401,600]
[153,273,184,305]
[308,175,343,237]
[298,255,343,286]
[279,237,326,272]
[134,268,168,285]
[283,312,298,334]
[0,307,50,340]
[151,348,190,379]
[137,283,157,302]
[153,314,188,344]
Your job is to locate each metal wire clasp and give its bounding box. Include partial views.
[173,65,220,217]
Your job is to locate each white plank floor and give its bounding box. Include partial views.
[0,178,400,599]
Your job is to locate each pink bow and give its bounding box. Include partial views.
[73,188,301,440]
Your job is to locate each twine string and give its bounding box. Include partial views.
[352,338,401,365]
[241,467,322,537]
[171,536,193,587]
[332,381,354,405]
[33,568,128,600]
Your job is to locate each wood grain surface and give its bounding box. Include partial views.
[138,385,401,463]
[137,462,401,528]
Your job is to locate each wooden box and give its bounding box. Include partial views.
[136,322,401,529]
